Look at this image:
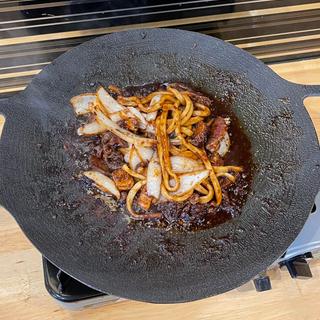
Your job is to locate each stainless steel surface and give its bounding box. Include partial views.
[279,193,320,262]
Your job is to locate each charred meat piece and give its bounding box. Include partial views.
[92,142,104,158]
[102,150,123,170]
[112,168,134,191]
[101,132,127,149]
[137,185,153,210]
[189,121,208,147]
[206,117,230,156]
[89,155,110,173]
[101,132,127,170]
[188,91,212,106]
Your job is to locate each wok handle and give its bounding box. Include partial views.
[0,98,9,117]
[293,84,320,99]
[0,98,9,137]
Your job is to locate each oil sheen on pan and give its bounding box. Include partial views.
[66,82,253,231]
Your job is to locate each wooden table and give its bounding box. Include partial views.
[0,58,319,320]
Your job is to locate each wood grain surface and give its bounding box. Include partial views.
[0,58,319,320]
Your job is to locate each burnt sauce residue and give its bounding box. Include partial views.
[76,82,253,232]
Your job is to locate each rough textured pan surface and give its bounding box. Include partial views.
[0,29,319,303]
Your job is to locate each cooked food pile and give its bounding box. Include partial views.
[70,83,244,222]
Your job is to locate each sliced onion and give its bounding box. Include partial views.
[128,107,148,129]
[147,151,162,199]
[146,124,156,135]
[123,144,154,170]
[109,112,122,122]
[217,132,230,157]
[129,146,141,170]
[145,95,160,121]
[170,156,204,173]
[150,95,161,106]
[145,111,158,122]
[96,87,123,122]
[171,170,209,196]
[94,108,156,147]
[161,185,193,202]
[97,87,123,113]
[123,145,139,170]
[77,121,108,136]
[83,170,120,199]
[170,138,181,146]
[97,87,149,129]
[70,94,97,115]
[136,146,154,162]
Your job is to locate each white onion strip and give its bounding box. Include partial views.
[97,87,123,113]
[70,94,97,115]
[97,86,149,128]
[123,144,154,170]
[77,121,107,136]
[96,87,122,122]
[128,106,148,129]
[171,170,209,196]
[170,156,204,173]
[147,151,162,199]
[161,185,193,202]
[83,171,120,199]
[145,95,160,121]
[94,108,156,147]
[136,146,154,162]
[127,145,141,170]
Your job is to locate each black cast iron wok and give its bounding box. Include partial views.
[0,29,319,303]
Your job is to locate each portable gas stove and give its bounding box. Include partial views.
[42,193,320,310]
[2,0,319,311]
